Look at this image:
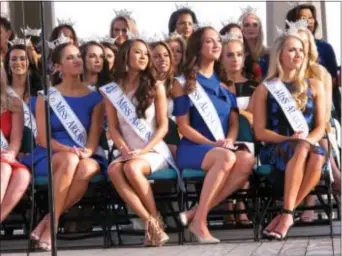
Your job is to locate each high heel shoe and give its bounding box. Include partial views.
[37,241,51,251]
[179,212,188,227]
[269,209,294,241]
[188,224,220,244]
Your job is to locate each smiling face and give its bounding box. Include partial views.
[85,44,104,74]
[176,13,194,39]
[200,28,222,62]
[152,44,171,74]
[56,44,83,76]
[128,41,149,71]
[222,41,245,73]
[9,49,29,76]
[280,37,305,71]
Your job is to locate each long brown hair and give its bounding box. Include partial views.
[183,26,228,93]
[113,39,156,119]
[1,62,21,112]
[150,41,175,98]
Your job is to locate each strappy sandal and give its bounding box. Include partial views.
[262,214,281,240]
[269,209,294,241]
[37,241,51,251]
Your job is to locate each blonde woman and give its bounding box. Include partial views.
[109,12,138,47]
[254,27,326,240]
[239,7,269,79]
[0,61,31,223]
[296,22,340,221]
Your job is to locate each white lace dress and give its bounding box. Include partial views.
[109,91,169,172]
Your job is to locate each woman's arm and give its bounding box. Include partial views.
[8,98,24,155]
[253,84,290,143]
[140,83,168,154]
[307,78,326,144]
[172,80,216,146]
[35,95,73,152]
[104,97,130,151]
[85,101,105,153]
[226,110,239,142]
[322,66,332,123]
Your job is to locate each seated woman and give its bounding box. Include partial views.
[102,39,172,247]
[219,32,259,225]
[22,37,106,250]
[173,26,255,243]
[0,61,31,223]
[253,26,326,240]
[295,22,340,221]
[150,40,180,156]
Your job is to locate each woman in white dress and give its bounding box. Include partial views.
[103,39,170,247]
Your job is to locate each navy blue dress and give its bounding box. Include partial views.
[173,73,238,170]
[315,39,338,78]
[259,82,326,175]
[22,91,107,177]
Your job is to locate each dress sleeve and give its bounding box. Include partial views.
[91,91,104,106]
[323,42,338,79]
[172,95,191,116]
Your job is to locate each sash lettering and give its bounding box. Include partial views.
[176,76,225,141]
[264,78,309,137]
[0,130,9,150]
[39,88,104,157]
[100,82,185,191]
[7,87,37,137]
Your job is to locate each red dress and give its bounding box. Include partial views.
[1,110,28,170]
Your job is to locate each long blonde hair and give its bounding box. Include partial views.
[109,16,138,38]
[265,34,308,110]
[298,27,323,81]
[239,13,267,61]
[0,62,21,113]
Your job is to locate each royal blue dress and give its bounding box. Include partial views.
[315,39,338,78]
[22,91,107,177]
[259,82,326,191]
[173,73,238,170]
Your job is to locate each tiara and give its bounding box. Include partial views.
[8,37,31,47]
[287,1,311,7]
[175,2,192,10]
[221,32,243,43]
[276,20,305,38]
[100,36,117,45]
[145,32,166,43]
[192,21,212,32]
[239,5,258,20]
[46,32,70,50]
[21,26,41,37]
[221,17,238,27]
[57,18,75,26]
[113,8,133,18]
[292,19,308,29]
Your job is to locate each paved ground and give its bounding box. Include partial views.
[2,222,341,256]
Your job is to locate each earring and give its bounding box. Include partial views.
[125,65,129,72]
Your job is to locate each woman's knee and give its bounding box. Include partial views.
[74,159,99,181]
[123,161,146,181]
[294,142,311,159]
[235,151,256,174]
[308,152,325,167]
[0,162,12,176]
[52,152,79,172]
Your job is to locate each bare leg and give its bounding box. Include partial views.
[271,151,324,237]
[108,162,150,221]
[0,163,12,203]
[185,151,255,223]
[62,158,100,211]
[0,168,31,222]
[123,158,158,218]
[189,148,236,239]
[38,152,79,245]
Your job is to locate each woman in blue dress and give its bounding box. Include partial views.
[172,26,255,243]
[23,40,106,250]
[254,28,326,240]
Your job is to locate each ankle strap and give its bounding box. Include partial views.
[282,208,294,215]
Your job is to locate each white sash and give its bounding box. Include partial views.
[0,130,9,150]
[100,82,185,191]
[7,87,37,138]
[237,96,250,110]
[264,78,309,137]
[176,75,225,141]
[39,88,104,156]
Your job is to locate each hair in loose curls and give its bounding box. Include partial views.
[150,41,175,98]
[50,43,75,86]
[183,26,228,94]
[113,39,156,119]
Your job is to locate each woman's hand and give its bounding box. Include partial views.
[291,131,306,140]
[1,150,16,163]
[77,148,93,159]
[120,146,132,161]
[215,139,237,150]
